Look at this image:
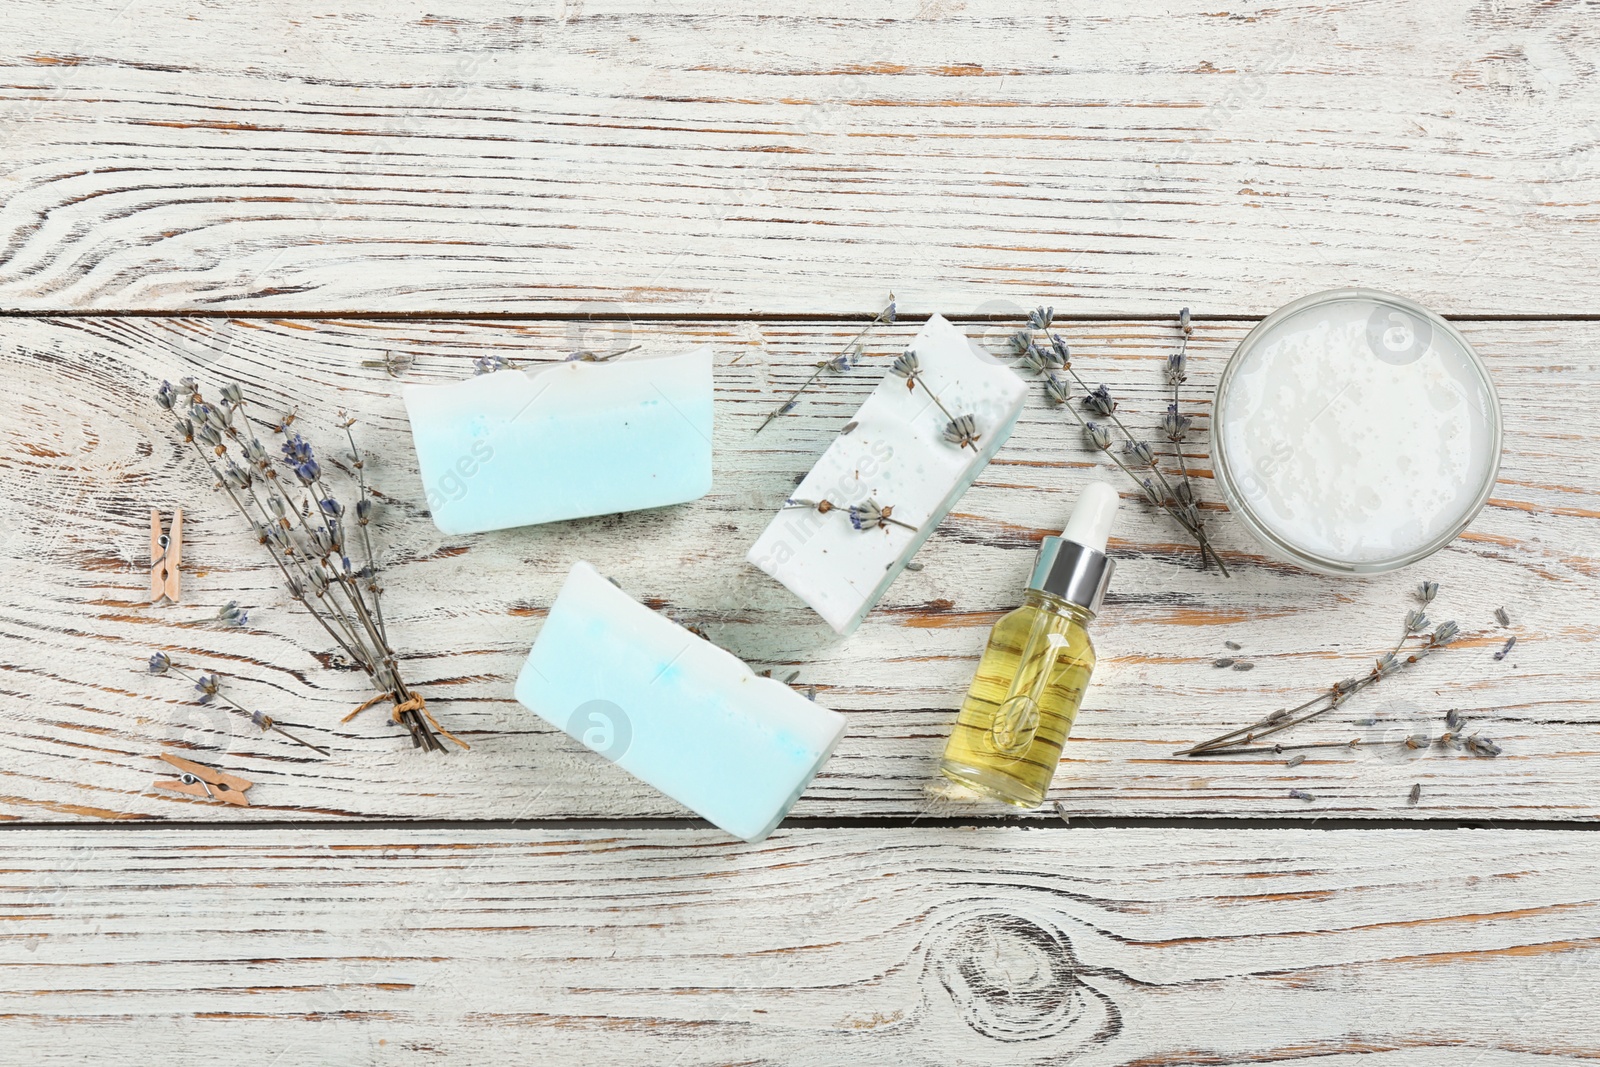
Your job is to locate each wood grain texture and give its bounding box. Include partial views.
[0,315,1592,823]
[2,825,1597,1064]
[2,1,1598,314]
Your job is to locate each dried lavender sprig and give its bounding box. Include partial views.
[1178,591,1461,757]
[147,653,329,755]
[361,351,414,377]
[337,410,387,645]
[756,296,895,433]
[1163,307,1202,529]
[1182,729,1503,760]
[1024,308,1227,574]
[889,349,979,452]
[781,496,917,532]
[1053,382,1228,574]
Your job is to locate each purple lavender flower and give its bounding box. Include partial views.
[194,674,219,704]
[1081,384,1116,417]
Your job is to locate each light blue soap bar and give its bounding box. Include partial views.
[403,347,714,534]
[515,561,847,843]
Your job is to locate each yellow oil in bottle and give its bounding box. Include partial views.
[939,589,1096,808]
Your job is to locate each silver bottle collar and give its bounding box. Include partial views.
[1027,536,1114,617]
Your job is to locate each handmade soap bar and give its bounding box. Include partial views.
[514,560,847,843]
[403,347,714,535]
[747,314,1028,634]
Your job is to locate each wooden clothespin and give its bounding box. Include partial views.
[149,508,183,604]
[153,753,251,806]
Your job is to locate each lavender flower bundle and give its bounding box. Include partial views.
[1014,306,1228,574]
[154,377,463,753]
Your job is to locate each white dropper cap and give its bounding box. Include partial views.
[1061,481,1120,553]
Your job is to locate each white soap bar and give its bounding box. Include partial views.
[514,561,847,843]
[746,314,1027,634]
[402,347,714,535]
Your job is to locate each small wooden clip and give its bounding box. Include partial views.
[153,753,251,806]
[149,508,183,604]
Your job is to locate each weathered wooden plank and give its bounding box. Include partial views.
[1,825,1596,1063]
[1,1,1597,314]
[0,315,1592,822]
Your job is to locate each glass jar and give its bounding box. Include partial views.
[1212,289,1503,575]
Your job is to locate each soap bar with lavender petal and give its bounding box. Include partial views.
[746,314,1027,635]
[402,347,714,534]
[514,560,847,843]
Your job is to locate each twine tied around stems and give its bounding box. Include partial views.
[344,691,469,750]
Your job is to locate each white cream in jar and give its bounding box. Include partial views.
[1213,289,1502,574]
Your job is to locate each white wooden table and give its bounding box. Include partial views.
[3,4,1598,1062]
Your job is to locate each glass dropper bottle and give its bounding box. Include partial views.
[938,481,1119,807]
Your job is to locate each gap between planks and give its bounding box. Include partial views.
[9,309,1600,322]
[2,816,1599,834]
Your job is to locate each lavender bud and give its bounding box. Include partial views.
[355,498,373,523]
[1044,375,1072,406]
[147,652,171,674]
[155,380,178,410]
[1081,384,1116,417]
[1123,440,1155,466]
[890,351,920,379]
[943,414,980,449]
[1404,608,1430,633]
[1010,329,1034,355]
[474,354,507,376]
[220,383,244,406]
[849,498,885,530]
[319,498,344,518]
[1028,306,1054,330]
[1179,306,1192,335]
[1418,580,1439,604]
[1084,422,1112,451]
[1431,620,1460,646]
[1015,347,1048,375]
[193,674,219,704]
[1164,350,1187,386]
[1161,403,1191,442]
